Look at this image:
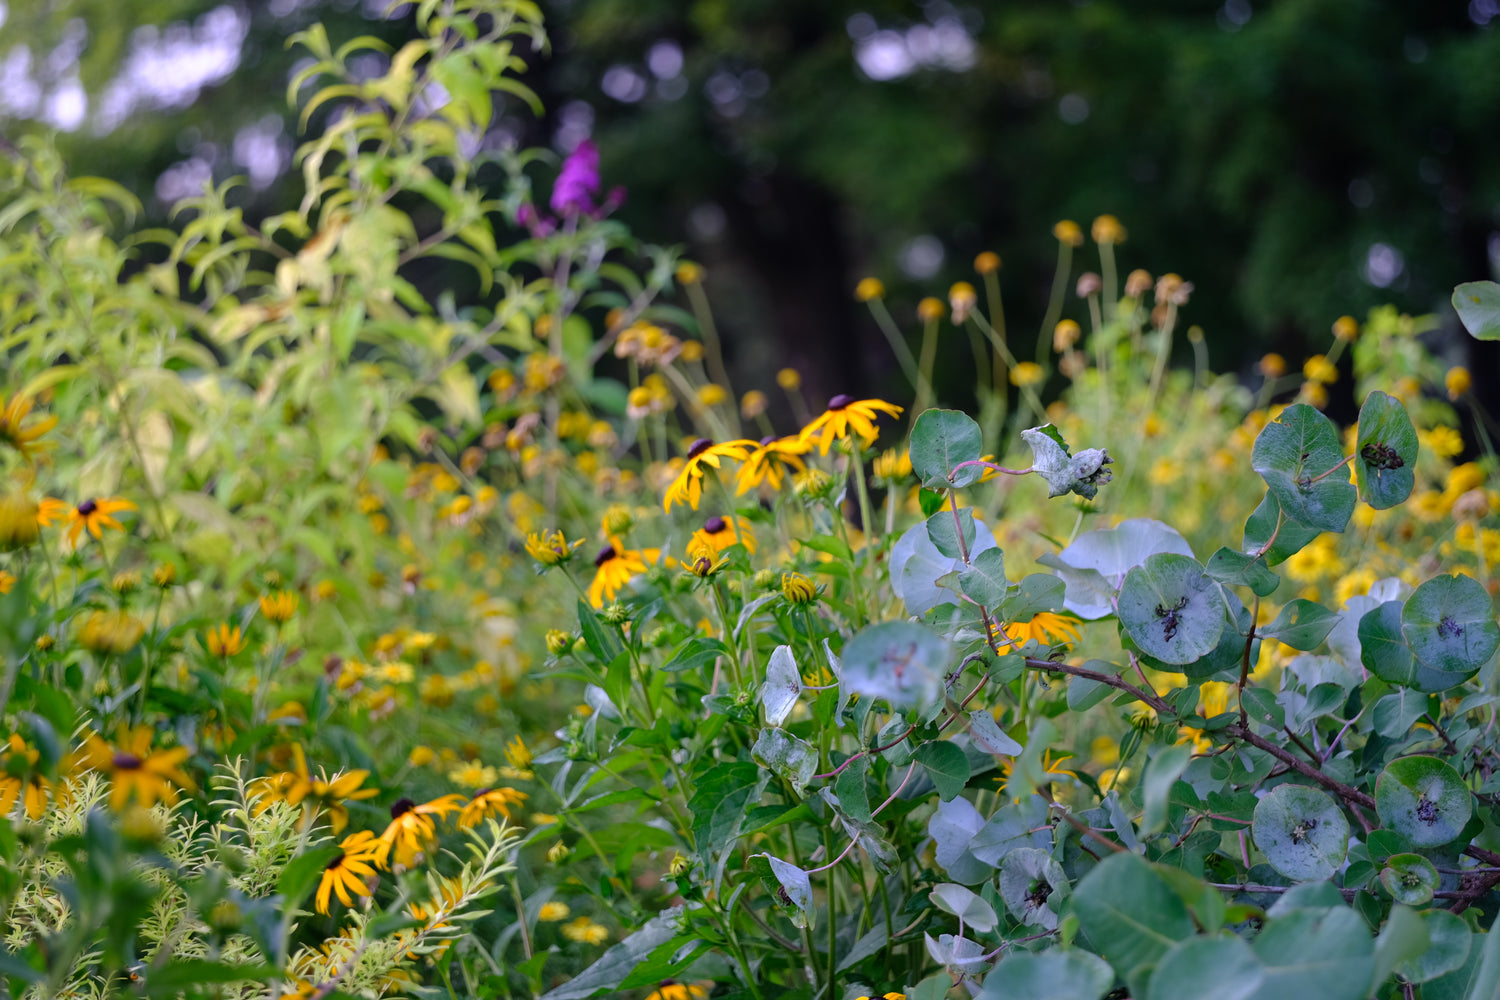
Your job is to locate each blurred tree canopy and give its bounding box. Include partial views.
[5,0,1499,403]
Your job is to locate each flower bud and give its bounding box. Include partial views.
[973,251,1001,275]
[855,277,885,302]
[1075,272,1102,298]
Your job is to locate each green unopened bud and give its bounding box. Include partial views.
[601,602,629,626]
[545,630,573,656]
[753,569,777,590]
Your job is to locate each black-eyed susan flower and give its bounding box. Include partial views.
[205,623,245,657]
[799,396,903,455]
[686,515,756,562]
[781,572,817,606]
[260,590,299,624]
[0,734,51,820]
[994,612,1082,649]
[588,543,653,607]
[65,496,136,547]
[315,830,381,915]
[80,727,196,810]
[282,745,378,834]
[0,570,14,595]
[663,438,757,512]
[459,786,529,829]
[647,983,709,1000]
[545,630,573,656]
[852,993,907,1000]
[0,391,57,461]
[78,610,145,654]
[527,529,585,567]
[374,794,466,869]
[735,435,810,494]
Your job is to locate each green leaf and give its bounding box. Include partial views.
[979,949,1115,1000]
[1374,903,1431,989]
[914,740,971,800]
[752,729,818,794]
[1379,853,1439,906]
[998,847,1070,930]
[1403,574,1500,679]
[1251,784,1349,881]
[927,508,977,560]
[689,762,766,873]
[1453,280,1500,341]
[1396,909,1472,985]
[763,854,812,918]
[1206,546,1281,598]
[1148,936,1263,1000]
[910,409,984,488]
[1251,404,1355,533]
[1375,756,1472,848]
[1355,391,1418,509]
[577,599,624,663]
[930,882,998,932]
[663,637,728,673]
[1141,744,1193,837]
[1021,425,1113,500]
[959,547,1008,607]
[276,846,340,910]
[143,959,275,995]
[835,755,872,825]
[967,710,1023,755]
[1249,907,1374,1000]
[1243,492,1321,566]
[537,907,687,1000]
[1360,601,1429,689]
[1117,553,1225,665]
[840,621,951,714]
[1260,599,1339,651]
[1072,853,1195,989]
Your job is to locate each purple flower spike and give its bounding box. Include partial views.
[551,139,601,217]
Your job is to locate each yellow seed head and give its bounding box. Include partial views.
[973,251,1001,275]
[855,277,885,302]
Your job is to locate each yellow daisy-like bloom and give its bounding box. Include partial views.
[78,610,145,654]
[686,515,757,562]
[1052,220,1084,247]
[281,745,379,834]
[561,917,610,945]
[1447,366,1472,400]
[205,623,246,658]
[736,435,810,494]
[259,590,299,624]
[315,830,381,915]
[0,492,39,550]
[0,734,51,820]
[1010,361,1045,388]
[799,395,904,455]
[65,496,136,548]
[1421,425,1464,459]
[1176,681,1236,754]
[854,277,885,302]
[647,984,710,1000]
[0,570,14,595]
[374,794,467,869]
[458,786,529,829]
[80,727,196,811]
[587,543,653,607]
[538,901,571,922]
[448,761,498,789]
[995,612,1082,650]
[872,447,912,483]
[0,391,57,461]
[663,437,757,512]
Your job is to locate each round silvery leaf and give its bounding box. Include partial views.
[1252,784,1349,882]
[840,622,951,714]
[1402,574,1500,679]
[1379,853,1438,906]
[1375,755,1472,848]
[998,847,1069,930]
[1117,552,1224,665]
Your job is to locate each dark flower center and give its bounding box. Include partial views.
[77,499,98,516]
[390,797,416,818]
[827,394,853,410]
[760,435,777,446]
[112,752,143,770]
[594,545,619,567]
[325,853,347,871]
[687,438,713,460]
[474,788,492,798]
[703,516,726,534]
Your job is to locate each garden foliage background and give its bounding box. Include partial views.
[3,1,1500,999]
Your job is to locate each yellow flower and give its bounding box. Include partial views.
[1302,354,1338,385]
[408,746,437,767]
[1334,568,1378,607]
[259,590,299,624]
[1010,361,1045,388]
[561,917,609,945]
[0,492,39,550]
[374,794,467,869]
[736,435,810,494]
[974,251,1001,275]
[0,391,57,461]
[1053,320,1081,352]
[949,282,978,323]
[459,786,528,829]
[1099,766,1132,791]
[1332,315,1359,342]
[1421,425,1464,459]
[538,901,571,922]
[0,570,13,595]
[852,993,906,1000]
[548,840,572,863]
[855,277,885,302]
[1446,366,1472,400]
[205,623,246,658]
[687,515,756,561]
[504,735,534,774]
[917,297,945,323]
[873,447,913,483]
[776,367,802,391]
[1302,382,1329,409]
[740,390,769,420]
[647,984,709,1000]
[1052,220,1084,247]
[80,727,196,811]
[315,830,381,915]
[995,612,1082,649]
[65,496,136,547]
[279,744,379,834]
[78,610,144,654]
[588,543,654,607]
[526,529,584,567]
[799,396,903,455]
[448,761,499,789]
[1091,215,1127,245]
[1259,353,1287,378]
[697,383,728,407]
[1284,535,1343,583]
[676,261,704,285]
[0,734,51,820]
[782,572,817,605]
[663,438,757,511]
